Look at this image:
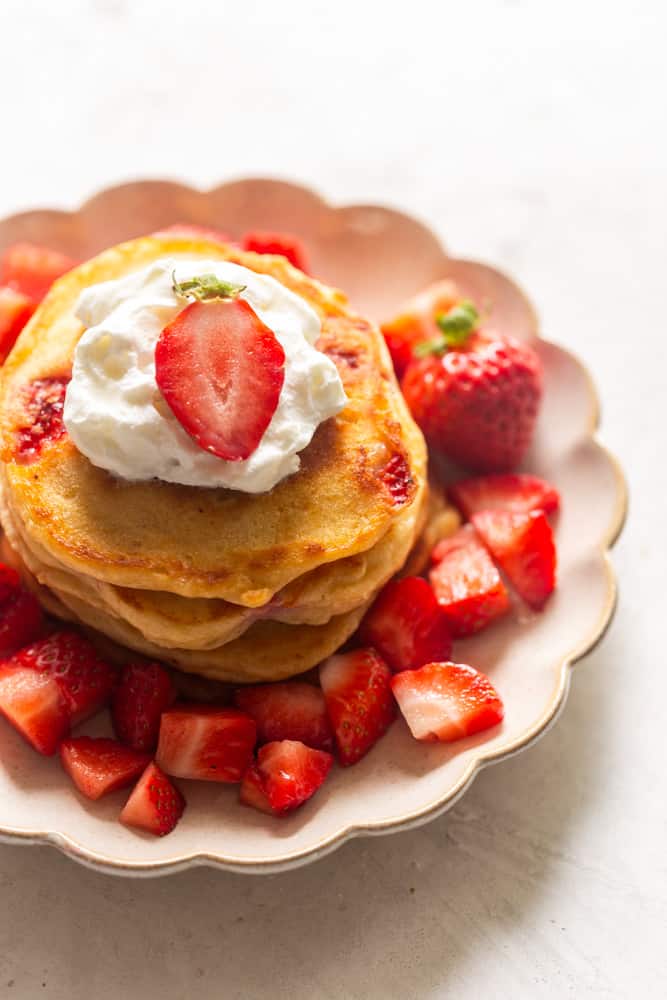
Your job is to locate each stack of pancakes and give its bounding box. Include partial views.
[0,236,435,683]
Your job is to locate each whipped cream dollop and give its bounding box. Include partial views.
[63,258,347,492]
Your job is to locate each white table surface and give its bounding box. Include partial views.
[1,1,664,997]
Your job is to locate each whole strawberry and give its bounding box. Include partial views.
[401,301,542,472]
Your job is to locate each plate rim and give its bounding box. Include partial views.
[0,177,628,877]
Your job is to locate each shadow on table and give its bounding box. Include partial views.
[0,608,624,1000]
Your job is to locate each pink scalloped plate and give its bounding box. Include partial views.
[0,179,627,876]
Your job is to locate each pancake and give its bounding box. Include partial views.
[0,236,424,607]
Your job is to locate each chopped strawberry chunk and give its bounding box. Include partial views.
[111,661,176,752]
[241,740,333,815]
[381,281,460,378]
[472,509,556,610]
[60,736,150,800]
[14,375,70,464]
[381,452,414,506]
[120,761,185,837]
[241,231,309,273]
[239,763,274,814]
[450,473,560,519]
[319,648,395,766]
[0,665,69,754]
[156,705,256,783]
[0,587,44,657]
[234,681,333,750]
[0,287,36,363]
[0,243,77,303]
[11,630,117,725]
[391,661,504,742]
[155,297,285,462]
[153,223,231,243]
[429,525,511,637]
[359,576,452,672]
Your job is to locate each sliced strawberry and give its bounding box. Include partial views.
[381,281,461,378]
[472,509,556,610]
[60,736,150,800]
[0,587,44,657]
[120,761,185,837]
[239,763,274,814]
[234,681,333,750]
[244,740,333,815]
[0,665,69,754]
[319,648,395,766]
[429,525,510,636]
[156,705,256,783]
[12,630,117,725]
[0,563,21,605]
[14,375,70,464]
[359,576,452,672]
[241,231,309,273]
[450,473,560,519]
[392,661,504,742]
[111,661,176,752]
[0,287,36,363]
[153,223,231,243]
[155,297,285,461]
[0,243,77,303]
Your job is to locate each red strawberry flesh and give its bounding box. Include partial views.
[13,376,70,464]
[472,509,556,609]
[234,681,333,750]
[239,763,274,814]
[450,473,560,519]
[0,587,44,657]
[12,630,117,725]
[0,287,36,363]
[0,665,69,754]
[112,661,176,752]
[391,661,504,742]
[254,740,333,813]
[0,243,77,303]
[156,705,256,783]
[60,736,150,800]
[429,525,510,637]
[360,576,452,672]
[319,648,395,766]
[120,761,185,837]
[241,231,310,273]
[155,297,285,462]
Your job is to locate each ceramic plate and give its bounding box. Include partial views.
[0,179,626,876]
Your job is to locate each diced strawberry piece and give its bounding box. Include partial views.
[0,665,69,754]
[450,473,560,519]
[239,763,274,814]
[472,509,557,610]
[429,525,510,637]
[0,287,36,363]
[245,740,333,815]
[155,297,285,462]
[0,587,44,657]
[360,576,452,672]
[153,223,232,243]
[120,761,185,837]
[14,375,70,464]
[60,736,150,800]
[156,705,256,783]
[319,648,395,766]
[234,681,333,750]
[12,630,117,725]
[111,661,176,752]
[241,231,309,273]
[0,243,77,303]
[391,661,504,742]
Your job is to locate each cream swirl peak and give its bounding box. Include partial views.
[63,258,347,492]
